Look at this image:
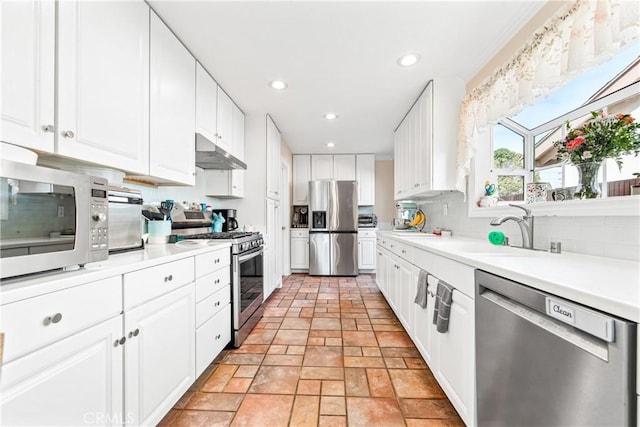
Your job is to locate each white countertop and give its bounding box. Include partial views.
[0,241,231,305]
[378,231,640,322]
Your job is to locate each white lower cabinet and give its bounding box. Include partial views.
[1,315,124,426]
[377,234,476,427]
[196,303,231,377]
[124,283,196,426]
[290,229,309,271]
[358,230,377,272]
[432,289,474,425]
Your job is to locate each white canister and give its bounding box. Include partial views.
[526,182,550,204]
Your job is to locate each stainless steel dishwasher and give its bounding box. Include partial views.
[475,270,637,427]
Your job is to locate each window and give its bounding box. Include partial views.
[489,42,640,204]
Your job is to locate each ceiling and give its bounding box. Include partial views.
[148,1,546,157]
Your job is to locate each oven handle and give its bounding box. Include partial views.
[238,246,264,263]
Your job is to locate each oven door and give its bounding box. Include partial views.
[233,246,264,329]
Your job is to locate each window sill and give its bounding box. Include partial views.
[468,195,640,218]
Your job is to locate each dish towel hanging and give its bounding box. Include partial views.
[432,279,455,333]
[413,270,430,308]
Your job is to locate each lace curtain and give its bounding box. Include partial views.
[456,0,640,194]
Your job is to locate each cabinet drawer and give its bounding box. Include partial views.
[291,229,309,238]
[1,276,122,363]
[195,247,231,278]
[196,303,231,377]
[124,257,194,309]
[358,230,377,238]
[195,266,230,303]
[196,285,230,328]
[389,240,413,262]
[377,237,392,250]
[434,255,475,298]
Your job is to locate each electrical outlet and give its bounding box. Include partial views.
[443,203,448,216]
[57,206,64,217]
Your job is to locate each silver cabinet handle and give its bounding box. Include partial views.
[129,328,140,338]
[42,125,55,133]
[215,334,221,340]
[114,336,126,347]
[164,274,173,282]
[214,301,220,307]
[62,130,75,138]
[402,249,406,254]
[215,278,220,284]
[45,313,63,325]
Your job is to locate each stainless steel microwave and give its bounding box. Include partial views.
[0,159,109,279]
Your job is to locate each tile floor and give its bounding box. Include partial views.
[159,274,464,427]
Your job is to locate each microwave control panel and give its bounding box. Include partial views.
[89,178,109,255]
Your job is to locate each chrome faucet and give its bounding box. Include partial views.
[490,204,534,249]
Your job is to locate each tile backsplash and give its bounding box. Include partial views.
[418,193,640,262]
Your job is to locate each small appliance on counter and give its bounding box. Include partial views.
[108,186,144,252]
[212,209,238,232]
[358,213,378,228]
[392,201,425,230]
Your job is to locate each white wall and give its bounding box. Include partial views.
[418,193,640,262]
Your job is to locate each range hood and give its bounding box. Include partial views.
[195,133,247,170]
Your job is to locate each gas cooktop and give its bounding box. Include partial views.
[182,231,258,240]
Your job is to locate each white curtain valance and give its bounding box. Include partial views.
[456,0,640,194]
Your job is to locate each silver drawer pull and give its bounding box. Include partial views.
[62,130,75,138]
[114,336,126,347]
[45,313,63,325]
[128,328,140,338]
[402,249,406,254]
[215,279,220,284]
[215,334,221,340]
[215,301,220,307]
[42,124,55,132]
[164,274,173,282]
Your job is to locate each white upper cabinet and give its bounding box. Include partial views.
[216,88,234,152]
[356,154,375,205]
[333,154,356,180]
[195,62,218,144]
[266,116,281,200]
[231,103,245,160]
[149,12,195,185]
[393,78,464,199]
[57,0,150,174]
[293,155,311,205]
[311,155,334,180]
[1,0,55,152]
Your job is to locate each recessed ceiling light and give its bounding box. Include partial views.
[326,142,335,148]
[397,53,420,67]
[269,80,288,90]
[324,113,338,120]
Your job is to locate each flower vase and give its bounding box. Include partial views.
[573,162,602,199]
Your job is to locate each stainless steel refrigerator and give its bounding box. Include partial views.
[308,180,358,276]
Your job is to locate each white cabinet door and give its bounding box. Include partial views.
[395,257,416,333]
[195,62,218,144]
[264,198,282,298]
[375,247,386,294]
[231,103,245,160]
[57,0,149,174]
[333,154,356,180]
[311,155,333,180]
[125,284,196,427]
[290,235,309,270]
[434,289,475,426]
[413,278,438,368]
[1,316,123,426]
[216,88,233,152]
[292,155,311,205]
[266,116,281,200]
[415,85,432,190]
[358,237,376,271]
[149,12,195,185]
[1,0,55,152]
[356,154,375,205]
[196,303,231,377]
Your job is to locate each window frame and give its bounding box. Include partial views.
[469,81,640,218]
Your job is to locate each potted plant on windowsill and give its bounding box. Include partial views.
[553,111,640,199]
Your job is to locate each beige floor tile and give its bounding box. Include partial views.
[321,380,346,396]
[303,345,344,367]
[173,410,235,427]
[185,392,244,411]
[344,367,370,397]
[249,366,301,394]
[231,394,294,427]
[320,396,346,415]
[290,395,320,426]
[346,397,405,427]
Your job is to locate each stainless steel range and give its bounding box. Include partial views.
[171,208,264,348]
